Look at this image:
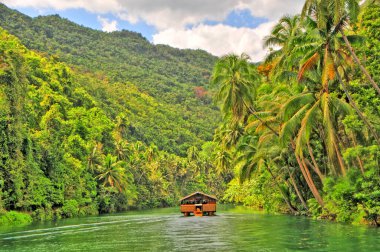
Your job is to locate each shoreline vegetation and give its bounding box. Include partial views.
[0,0,379,228]
[212,0,380,226]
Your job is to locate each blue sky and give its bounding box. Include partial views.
[1,0,304,61]
[13,6,158,40]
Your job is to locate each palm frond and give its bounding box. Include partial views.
[298,52,320,80]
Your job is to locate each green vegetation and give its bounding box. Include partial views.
[0,211,32,226]
[0,24,226,221]
[0,3,219,156]
[0,0,379,227]
[212,0,380,226]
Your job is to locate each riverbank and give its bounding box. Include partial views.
[2,203,379,228]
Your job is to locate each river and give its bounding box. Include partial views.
[0,206,379,251]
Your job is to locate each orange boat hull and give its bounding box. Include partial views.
[194,210,203,217]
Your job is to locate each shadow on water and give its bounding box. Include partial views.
[0,206,379,251]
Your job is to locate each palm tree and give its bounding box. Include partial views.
[280,89,352,177]
[115,113,129,141]
[211,53,257,121]
[296,7,380,144]
[235,135,299,213]
[87,142,103,171]
[211,53,278,135]
[115,140,129,161]
[263,15,303,82]
[96,154,130,193]
[302,0,380,95]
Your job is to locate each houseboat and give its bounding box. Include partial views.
[179,191,217,216]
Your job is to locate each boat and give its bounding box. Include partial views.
[179,191,217,217]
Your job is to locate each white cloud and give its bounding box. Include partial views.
[237,0,304,20]
[1,0,121,14]
[1,0,305,61]
[97,16,118,32]
[2,0,304,29]
[153,22,276,62]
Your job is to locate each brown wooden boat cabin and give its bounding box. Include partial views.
[180,192,217,216]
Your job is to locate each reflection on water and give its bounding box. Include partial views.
[0,206,379,251]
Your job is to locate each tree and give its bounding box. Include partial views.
[96,154,130,193]
[302,0,380,95]
[264,15,302,82]
[211,53,278,135]
[297,2,380,144]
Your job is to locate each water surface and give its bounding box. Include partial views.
[0,206,379,251]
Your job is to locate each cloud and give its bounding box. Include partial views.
[237,0,304,20]
[1,0,121,14]
[2,0,304,29]
[153,22,276,62]
[97,16,118,32]
[1,0,305,61]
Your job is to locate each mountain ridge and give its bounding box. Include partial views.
[0,3,220,156]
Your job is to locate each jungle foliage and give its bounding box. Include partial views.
[0,3,220,156]
[213,0,380,226]
[0,6,226,221]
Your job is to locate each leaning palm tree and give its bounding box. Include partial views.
[280,86,352,177]
[96,154,130,193]
[235,134,299,213]
[279,89,352,206]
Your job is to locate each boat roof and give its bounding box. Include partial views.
[179,191,217,201]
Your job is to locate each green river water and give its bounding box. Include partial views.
[0,206,379,251]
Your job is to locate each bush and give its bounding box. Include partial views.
[0,211,33,225]
[61,199,79,218]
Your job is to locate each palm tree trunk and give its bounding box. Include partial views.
[286,165,309,210]
[340,28,380,96]
[307,142,325,181]
[333,141,347,176]
[300,156,324,206]
[334,64,380,145]
[291,141,324,206]
[304,158,324,183]
[243,101,279,136]
[350,133,365,174]
[265,163,298,214]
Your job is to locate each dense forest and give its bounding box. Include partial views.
[0,3,220,156]
[213,0,380,226]
[0,0,379,227]
[0,4,227,223]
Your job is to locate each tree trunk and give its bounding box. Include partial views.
[340,28,380,96]
[265,163,298,214]
[307,142,325,181]
[351,133,365,174]
[300,156,324,206]
[333,141,347,176]
[286,165,309,210]
[291,141,324,206]
[243,101,279,136]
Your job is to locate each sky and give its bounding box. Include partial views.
[0,0,304,61]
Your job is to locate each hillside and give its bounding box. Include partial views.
[0,3,220,156]
[0,27,225,220]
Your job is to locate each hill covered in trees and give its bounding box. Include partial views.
[0,4,226,222]
[0,3,220,156]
